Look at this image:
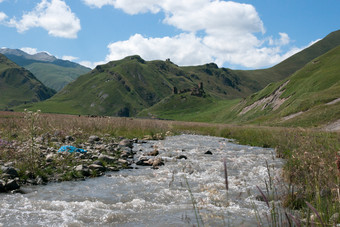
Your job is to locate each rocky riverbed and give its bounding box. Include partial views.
[0,133,164,193]
[0,134,285,226]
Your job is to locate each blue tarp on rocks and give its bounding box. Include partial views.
[58,145,87,153]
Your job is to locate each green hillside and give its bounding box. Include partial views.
[20,56,248,116]
[234,45,340,127]
[0,48,91,91]
[19,30,340,123]
[25,62,90,91]
[140,44,340,129]
[0,54,56,110]
[234,29,340,90]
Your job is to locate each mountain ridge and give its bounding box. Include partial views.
[0,48,91,91]
[18,29,340,127]
[0,54,56,110]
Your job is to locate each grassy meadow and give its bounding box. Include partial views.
[0,110,339,225]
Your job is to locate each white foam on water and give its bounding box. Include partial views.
[0,134,284,226]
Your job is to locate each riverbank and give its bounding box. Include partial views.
[0,134,138,193]
[0,111,339,224]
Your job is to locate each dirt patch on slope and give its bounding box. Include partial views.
[326,97,340,105]
[239,81,290,115]
[281,111,304,121]
[324,119,340,132]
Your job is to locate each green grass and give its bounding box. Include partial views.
[226,45,340,128]
[25,62,90,91]
[0,54,56,110]
[138,93,240,122]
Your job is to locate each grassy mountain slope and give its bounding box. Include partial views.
[140,44,340,128]
[234,45,340,127]
[0,54,56,110]
[19,56,249,116]
[234,29,340,90]
[25,63,90,91]
[0,48,91,91]
[19,30,340,122]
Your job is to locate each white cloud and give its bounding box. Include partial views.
[20,47,38,55]
[82,0,161,14]
[78,60,106,69]
[85,0,301,68]
[106,33,213,65]
[308,38,321,46]
[0,12,7,22]
[62,55,78,61]
[8,0,81,38]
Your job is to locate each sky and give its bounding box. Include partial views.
[0,0,339,69]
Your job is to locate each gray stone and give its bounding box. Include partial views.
[45,153,55,162]
[136,157,152,166]
[146,149,159,156]
[93,160,103,166]
[88,135,100,143]
[152,158,164,168]
[65,135,74,142]
[119,139,133,148]
[75,165,90,177]
[99,154,116,164]
[89,164,106,172]
[118,159,128,164]
[1,167,19,178]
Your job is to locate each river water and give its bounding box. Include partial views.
[0,134,284,226]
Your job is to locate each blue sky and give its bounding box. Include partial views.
[0,0,339,69]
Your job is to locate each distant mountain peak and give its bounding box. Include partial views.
[31,51,56,62]
[0,48,57,62]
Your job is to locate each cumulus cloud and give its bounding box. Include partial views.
[85,0,301,68]
[106,33,213,65]
[20,47,38,55]
[0,12,7,22]
[8,0,81,38]
[83,0,161,14]
[78,60,106,69]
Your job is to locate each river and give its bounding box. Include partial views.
[0,134,284,226]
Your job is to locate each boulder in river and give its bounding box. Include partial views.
[0,180,5,192]
[176,155,188,160]
[204,150,213,155]
[136,157,152,166]
[152,158,164,169]
[146,149,159,156]
[119,139,133,148]
[5,179,20,191]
